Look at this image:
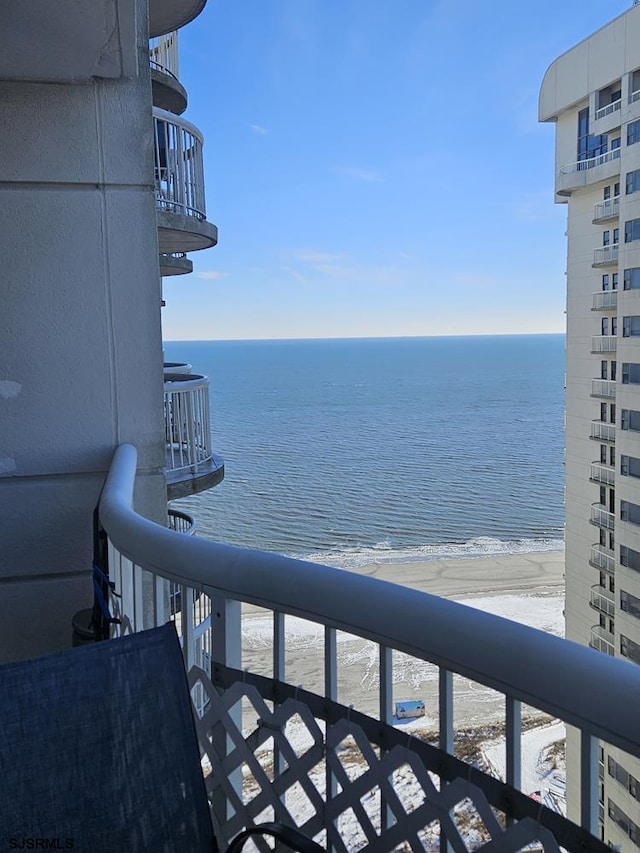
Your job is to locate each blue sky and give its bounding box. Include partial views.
[163,0,633,340]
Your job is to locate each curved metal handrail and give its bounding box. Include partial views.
[100,444,640,761]
[152,108,206,220]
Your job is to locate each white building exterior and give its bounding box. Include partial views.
[540,6,640,847]
[0,0,221,662]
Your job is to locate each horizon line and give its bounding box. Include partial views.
[163,331,566,344]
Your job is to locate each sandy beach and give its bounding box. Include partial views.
[241,549,565,725]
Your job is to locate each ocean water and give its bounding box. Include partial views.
[164,335,565,568]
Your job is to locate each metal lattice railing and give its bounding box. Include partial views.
[100,445,640,851]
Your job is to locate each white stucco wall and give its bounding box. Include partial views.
[0,0,167,661]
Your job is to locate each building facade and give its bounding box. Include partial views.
[540,6,640,847]
[0,0,221,662]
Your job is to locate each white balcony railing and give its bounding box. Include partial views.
[589,544,616,574]
[592,290,617,311]
[591,379,616,398]
[593,245,619,267]
[153,107,206,220]
[149,31,179,78]
[590,420,615,441]
[559,148,621,175]
[630,89,640,105]
[590,503,615,529]
[590,625,615,656]
[593,197,620,223]
[591,335,617,353]
[594,98,622,121]
[99,444,640,850]
[590,585,615,618]
[590,462,616,486]
[164,373,213,476]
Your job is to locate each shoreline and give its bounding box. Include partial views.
[333,548,565,601]
[241,549,565,724]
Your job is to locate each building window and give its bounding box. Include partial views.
[622,363,640,384]
[611,361,617,381]
[611,403,616,423]
[614,227,620,244]
[613,272,619,290]
[608,798,640,847]
[621,409,640,431]
[627,169,640,194]
[608,757,640,802]
[603,274,610,291]
[625,219,640,243]
[623,316,640,337]
[610,446,616,467]
[602,317,609,335]
[628,118,640,146]
[603,230,610,246]
[621,589,640,619]
[602,360,608,379]
[620,454,640,477]
[601,444,607,464]
[615,181,620,196]
[620,500,640,525]
[621,634,640,666]
[604,185,611,200]
[624,268,640,290]
[578,107,608,160]
[612,316,618,335]
[621,544,640,571]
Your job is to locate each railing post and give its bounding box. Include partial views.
[505,696,521,827]
[210,596,242,829]
[324,627,338,850]
[581,732,600,837]
[439,668,453,853]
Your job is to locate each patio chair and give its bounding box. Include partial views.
[0,623,321,853]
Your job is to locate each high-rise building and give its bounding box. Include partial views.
[540,6,640,847]
[0,0,221,662]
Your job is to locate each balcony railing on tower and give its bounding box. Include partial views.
[98,444,640,853]
[163,373,223,498]
[593,197,620,224]
[149,31,179,78]
[592,291,617,311]
[592,245,619,267]
[154,108,206,220]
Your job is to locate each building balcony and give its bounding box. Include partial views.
[150,32,187,114]
[97,444,640,852]
[592,291,617,311]
[557,149,620,195]
[149,0,206,39]
[592,245,619,268]
[589,544,616,574]
[595,98,622,122]
[590,462,616,486]
[593,197,620,224]
[590,503,615,530]
[590,421,616,442]
[164,361,192,375]
[591,379,616,399]
[590,624,615,656]
[159,252,193,277]
[153,108,218,254]
[630,89,640,106]
[164,372,224,498]
[591,335,617,353]
[590,584,616,618]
